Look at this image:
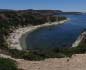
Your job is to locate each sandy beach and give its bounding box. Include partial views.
[6,19,69,50]
[3,18,86,70]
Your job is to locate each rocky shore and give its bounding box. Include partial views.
[72,31,86,47]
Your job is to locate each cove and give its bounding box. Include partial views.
[25,14,86,51]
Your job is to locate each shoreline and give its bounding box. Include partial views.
[72,31,86,47]
[6,19,69,50]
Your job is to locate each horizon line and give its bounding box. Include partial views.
[0,8,84,12]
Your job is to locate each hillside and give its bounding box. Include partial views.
[0,9,66,55]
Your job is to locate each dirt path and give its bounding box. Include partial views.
[17,54,86,70]
[0,53,86,70]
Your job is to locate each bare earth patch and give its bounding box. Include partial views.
[17,54,86,70]
[0,53,86,70]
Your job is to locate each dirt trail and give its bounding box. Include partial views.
[0,53,86,70]
[17,54,86,70]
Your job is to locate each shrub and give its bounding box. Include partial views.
[0,58,18,70]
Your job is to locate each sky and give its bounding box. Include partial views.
[0,0,86,12]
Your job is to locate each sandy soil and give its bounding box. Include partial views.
[17,54,86,70]
[0,53,86,70]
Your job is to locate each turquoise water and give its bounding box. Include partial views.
[26,14,86,50]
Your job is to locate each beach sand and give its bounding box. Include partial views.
[6,19,69,50]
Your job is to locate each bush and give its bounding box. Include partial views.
[0,58,18,70]
[7,45,86,61]
[22,51,46,61]
[8,49,25,58]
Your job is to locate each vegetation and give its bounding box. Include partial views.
[0,58,20,70]
[0,10,67,49]
[7,45,86,61]
[0,10,85,61]
[0,10,68,61]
